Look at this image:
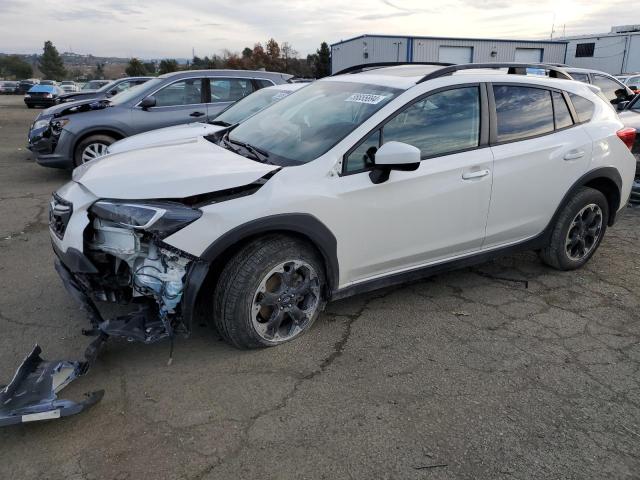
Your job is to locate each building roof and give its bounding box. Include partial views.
[331,34,567,47]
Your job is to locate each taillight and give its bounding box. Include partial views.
[617,127,636,150]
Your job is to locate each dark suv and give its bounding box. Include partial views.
[28,69,292,169]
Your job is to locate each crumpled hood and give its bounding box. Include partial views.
[43,97,110,117]
[73,136,278,199]
[108,122,225,155]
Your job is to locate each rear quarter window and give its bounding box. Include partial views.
[569,93,595,123]
[493,85,554,142]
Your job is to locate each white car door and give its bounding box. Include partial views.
[334,85,494,285]
[484,85,592,249]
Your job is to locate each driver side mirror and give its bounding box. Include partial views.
[369,141,421,184]
[139,95,156,110]
[109,89,118,96]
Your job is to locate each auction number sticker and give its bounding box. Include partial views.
[271,91,290,100]
[345,93,388,104]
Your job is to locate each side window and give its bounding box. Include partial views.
[592,74,625,104]
[570,72,589,83]
[115,81,131,92]
[255,79,275,89]
[569,93,595,123]
[383,87,480,158]
[494,85,554,142]
[209,78,254,103]
[345,130,381,173]
[154,79,203,107]
[552,91,573,129]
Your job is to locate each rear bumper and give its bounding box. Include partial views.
[24,98,58,107]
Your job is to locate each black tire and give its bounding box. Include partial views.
[540,187,609,270]
[73,134,115,167]
[212,234,326,349]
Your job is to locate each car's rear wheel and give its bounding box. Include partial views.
[74,134,115,166]
[212,235,326,349]
[540,187,609,270]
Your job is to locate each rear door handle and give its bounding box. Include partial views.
[190,111,205,118]
[564,150,585,161]
[462,169,490,180]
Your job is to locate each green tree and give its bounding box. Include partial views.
[241,47,253,59]
[125,58,148,76]
[158,59,179,75]
[0,55,33,79]
[143,61,156,75]
[313,42,331,78]
[38,41,67,80]
[95,62,105,79]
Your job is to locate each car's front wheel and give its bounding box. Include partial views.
[540,187,609,270]
[74,134,115,166]
[212,235,326,349]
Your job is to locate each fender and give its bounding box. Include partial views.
[200,213,339,289]
[181,214,340,327]
[549,166,622,229]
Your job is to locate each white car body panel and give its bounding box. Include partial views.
[107,122,224,155]
[53,70,637,292]
[73,137,278,199]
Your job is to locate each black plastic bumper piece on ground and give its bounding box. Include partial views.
[0,344,105,427]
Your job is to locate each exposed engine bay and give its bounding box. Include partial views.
[84,216,194,343]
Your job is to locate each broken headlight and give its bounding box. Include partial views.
[90,200,202,238]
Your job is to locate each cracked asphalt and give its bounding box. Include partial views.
[0,95,639,479]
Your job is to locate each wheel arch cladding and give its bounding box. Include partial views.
[187,214,339,320]
[577,167,622,226]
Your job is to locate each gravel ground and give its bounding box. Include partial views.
[0,95,639,480]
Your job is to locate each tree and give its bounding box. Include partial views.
[281,42,298,74]
[95,62,105,79]
[0,55,33,79]
[125,58,147,76]
[143,61,157,75]
[39,41,66,80]
[241,47,253,59]
[251,43,267,69]
[158,59,179,75]
[313,42,331,78]
[265,38,281,70]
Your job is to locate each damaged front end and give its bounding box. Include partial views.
[75,199,203,344]
[1,197,206,426]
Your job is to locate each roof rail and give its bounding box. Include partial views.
[332,61,453,76]
[416,62,573,84]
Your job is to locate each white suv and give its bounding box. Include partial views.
[50,63,637,350]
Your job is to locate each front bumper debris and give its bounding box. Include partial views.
[0,342,105,427]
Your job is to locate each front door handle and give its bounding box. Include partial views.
[462,169,490,180]
[564,150,585,161]
[190,111,205,118]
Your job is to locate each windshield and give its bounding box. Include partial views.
[228,81,401,165]
[215,88,298,125]
[110,78,162,105]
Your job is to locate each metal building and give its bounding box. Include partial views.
[330,34,567,73]
[563,25,640,75]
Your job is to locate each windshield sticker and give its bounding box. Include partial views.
[271,91,291,100]
[345,93,388,105]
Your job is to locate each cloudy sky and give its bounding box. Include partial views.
[0,0,632,58]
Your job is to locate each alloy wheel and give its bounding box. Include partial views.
[565,203,603,261]
[252,260,320,342]
[81,142,109,163]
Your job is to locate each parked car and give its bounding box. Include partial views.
[24,84,65,108]
[46,63,635,358]
[0,81,19,94]
[17,79,37,94]
[107,83,306,155]
[58,77,152,103]
[563,67,635,105]
[28,70,293,168]
[615,95,640,203]
[59,81,79,93]
[39,80,57,86]
[81,80,110,90]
